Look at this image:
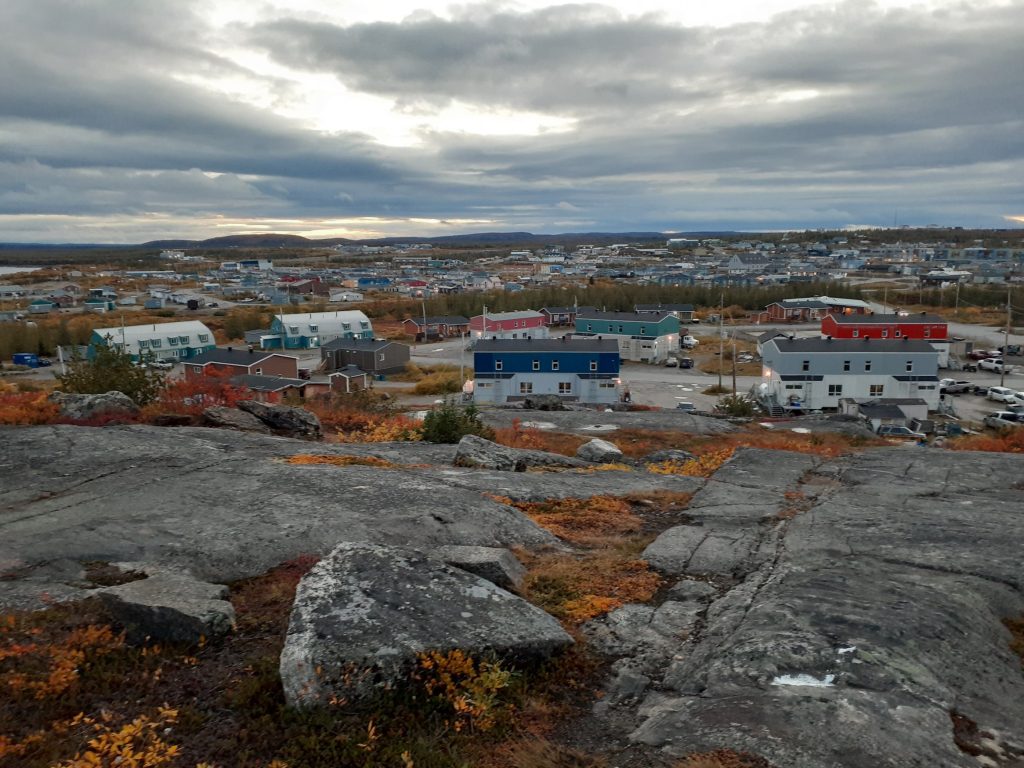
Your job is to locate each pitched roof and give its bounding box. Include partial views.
[320,338,405,352]
[764,337,937,353]
[190,348,293,366]
[329,365,368,378]
[473,338,619,353]
[230,374,307,392]
[577,310,674,322]
[407,315,469,326]
[634,303,694,312]
[828,313,946,324]
[474,310,544,320]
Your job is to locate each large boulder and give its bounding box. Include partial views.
[279,542,573,707]
[203,406,271,434]
[576,438,624,463]
[98,569,235,644]
[49,391,139,420]
[431,545,527,591]
[521,394,566,411]
[237,400,321,439]
[454,434,587,471]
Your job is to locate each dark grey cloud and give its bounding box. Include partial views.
[1,0,1022,241]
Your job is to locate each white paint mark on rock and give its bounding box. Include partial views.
[772,673,835,687]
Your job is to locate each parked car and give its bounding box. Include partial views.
[877,425,926,440]
[939,378,972,394]
[983,411,1023,429]
[987,386,1019,404]
[678,357,695,369]
[980,358,1016,373]
[147,359,175,370]
[37,357,52,367]
[969,349,1002,360]
[664,358,679,367]
[675,402,697,413]
[681,335,700,349]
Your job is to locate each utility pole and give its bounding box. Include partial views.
[1001,286,1011,388]
[717,293,724,390]
[731,330,737,394]
[954,281,960,320]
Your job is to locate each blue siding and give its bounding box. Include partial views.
[574,316,679,336]
[474,351,619,375]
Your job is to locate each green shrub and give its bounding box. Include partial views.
[56,344,165,405]
[421,399,494,443]
[716,393,755,417]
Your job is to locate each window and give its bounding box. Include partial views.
[852,330,860,338]
[801,360,810,371]
[882,330,889,338]
[168,337,179,345]
[869,384,884,397]
[198,334,209,343]
[558,382,572,394]
[495,360,503,371]
[192,366,202,374]
[150,339,161,348]
[906,360,913,372]
[599,381,616,388]
[640,326,646,335]
[360,321,369,329]
[843,360,851,371]
[519,381,533,394]
[864,360,872,371]
[289,325,299,334]
[618,325,624,333]
[894,330,902,338]
[342,322,351,330]
[590,360,598,371]
[924,328,931,338]
[254,368,262,375]
[551,360,560,371]
[918,384,935,390]
[828,384,843,396]
[587,324,593,332]
[476,381,492,388]
[139,340,150,349]
[309,325,318,332]
[378,353,385,361]
[532,359,540,371]
[785,384,803,390]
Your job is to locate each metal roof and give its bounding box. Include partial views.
[764,337,937,354]
[190,348,293,366]
[230,374,307,392]
[577,310,673,322]
[320,338,404,352]
[473,338,619,353]
[828,313,945,324]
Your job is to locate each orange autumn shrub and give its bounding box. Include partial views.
[648,448,735,478]
[286,454,398,468]
[492,419,587,456]
[0,391,60,425]
[949,429,1024,453]
[142,368,248,419]
[508,496,642,547]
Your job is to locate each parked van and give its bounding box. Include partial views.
[986,386,1018,404]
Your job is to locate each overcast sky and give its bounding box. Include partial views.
[1,0,1022,243]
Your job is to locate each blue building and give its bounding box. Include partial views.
[472,338,620,404]
[90,320,216,362]
[259,311,373,350]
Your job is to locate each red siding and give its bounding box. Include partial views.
[821,315,948,340]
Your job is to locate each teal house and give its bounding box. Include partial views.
[90,320,217,362]
[574,310,680,363]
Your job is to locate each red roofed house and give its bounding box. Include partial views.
[469,310,549,341]
[821,313,950,366]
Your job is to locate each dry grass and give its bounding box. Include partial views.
[948,430,1024,454]
[1004,616,1024,669]
[286,454,401,469]
[675,750,775,768]
[492,420,589,456]
[505,496,643,547]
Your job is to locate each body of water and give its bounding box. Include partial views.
[0,266,42,276]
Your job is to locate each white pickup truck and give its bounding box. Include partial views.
[979,358,1016,374]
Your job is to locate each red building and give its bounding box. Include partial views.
[760,296,871,323]
[821,313,947,341]
[469,310,548,340]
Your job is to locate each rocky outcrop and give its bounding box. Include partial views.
[521,394,566,411]
[431,545,527,591]
[453,434,587,471]
[280,542,573,707]
[98,568,234,644]
[48,390,139,420]
[237,400,321,439]
[642,449,695,464]
[576,438,624,463]
[202,406,271,434]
